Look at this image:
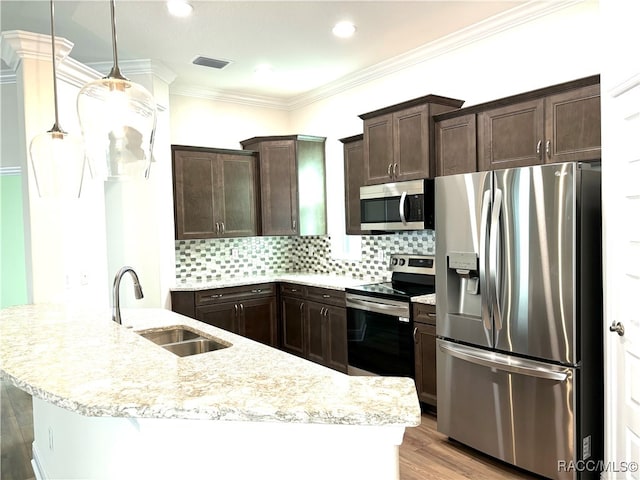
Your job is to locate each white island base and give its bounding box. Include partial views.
[31,397,406,480]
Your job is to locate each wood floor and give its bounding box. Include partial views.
[1,380,539,480]
[1,380,34,480]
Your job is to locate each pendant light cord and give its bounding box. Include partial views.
[48,0,63,134]
[107,0,127,80]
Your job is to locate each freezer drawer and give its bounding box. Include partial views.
[437,340,590,480]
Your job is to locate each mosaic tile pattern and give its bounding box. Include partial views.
[175,230,435,281]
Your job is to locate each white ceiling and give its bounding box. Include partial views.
[1,1,530,102]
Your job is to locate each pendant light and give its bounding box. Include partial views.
[77,0,157,181]
[29,0,86,199]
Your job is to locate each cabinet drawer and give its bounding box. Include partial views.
[196,283,275,306]
[279,283,306,298]
[306,286,345,307]
[413,303,436,325]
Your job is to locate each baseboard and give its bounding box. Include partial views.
[31,442,46,480]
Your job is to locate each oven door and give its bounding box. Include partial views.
[345,293,414,377]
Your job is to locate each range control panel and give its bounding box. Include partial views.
[389,254,436,275]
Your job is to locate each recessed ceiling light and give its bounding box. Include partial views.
[167,0,193,18]
[254,64,274,76]
[332,21,356,38]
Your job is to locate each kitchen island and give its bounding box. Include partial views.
[0,304,421,480]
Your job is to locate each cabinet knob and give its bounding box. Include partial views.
[207,294,222,299]
[393,163,398,178]
[545,140,551,159]
[251,289,262,293]
[220,222,225,235]
[322,294,330,299]
[536,140,542,160]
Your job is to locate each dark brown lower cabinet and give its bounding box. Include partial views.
[307,302,348,373]
[196,297,278,347]
[171,284,278,348]
[171,282,347,372]
[413,303,437,409]
[280,284,348,373]
[280,294,305,357]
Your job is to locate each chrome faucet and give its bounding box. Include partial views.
[112,266,144,325]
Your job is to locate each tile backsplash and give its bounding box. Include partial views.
[175,231,435,282]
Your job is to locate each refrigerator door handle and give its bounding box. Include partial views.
[438,341,570,382]
[399,192,408,224]
[489,188,503,331]
[479,189,492,330]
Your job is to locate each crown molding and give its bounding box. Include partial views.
[168,0,583,110]
[170,85,290,110]
[0,30,73,71]
[0,69,17,85]
[0,166,22,176]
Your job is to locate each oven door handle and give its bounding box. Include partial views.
[346,297,410,317]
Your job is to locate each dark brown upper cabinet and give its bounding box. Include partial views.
[544,83,601,163]
[340,134,370,235]
[478,99,545,171]
[432,75,601,174]
[241,135,326,236]
[358,95,464,185]
[476,77,601,171]
[172,146,259,240]
[435,113,477,176]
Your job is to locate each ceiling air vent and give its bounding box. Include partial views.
[192,56,231,70]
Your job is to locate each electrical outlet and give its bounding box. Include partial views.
[79,271,89,286]
[231,248,239,259]
[308,245,314,256]
[377,250,384,261]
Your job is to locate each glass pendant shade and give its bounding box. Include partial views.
[77,77,156,180]
[29,0,86,199]
[29,129,85,198]
[76,0,157,181]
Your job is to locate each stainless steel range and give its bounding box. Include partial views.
[345,254,435,377]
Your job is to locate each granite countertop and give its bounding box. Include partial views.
[411,293,437,306]
[0,304,421,427]
[171,272,386,292]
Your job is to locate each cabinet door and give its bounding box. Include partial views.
[324,305,348,374]
[363,114,394,185]
[173,150,218,239]
[478,99,544,171]
[218,153,259,237]
[544,84,601,163]
[306,302,326,366]
[258,141,299,236]
[394,104,430,181]
[343,137,368,235]
[435,114,477,176]
[414,322,437,407]
[195,303,238,334]
[240,297,278,347]
[280,296,305,357]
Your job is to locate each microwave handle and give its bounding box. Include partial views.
[399,192,407,224]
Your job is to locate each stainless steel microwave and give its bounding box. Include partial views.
[360,178,434,231]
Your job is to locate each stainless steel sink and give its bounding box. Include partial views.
[137,326,231,357]
[138,327,201,345]
[161,338,230,357]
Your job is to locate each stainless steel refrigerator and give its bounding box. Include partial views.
[435,162,603,480]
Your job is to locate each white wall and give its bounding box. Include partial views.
[169,96,290,148]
